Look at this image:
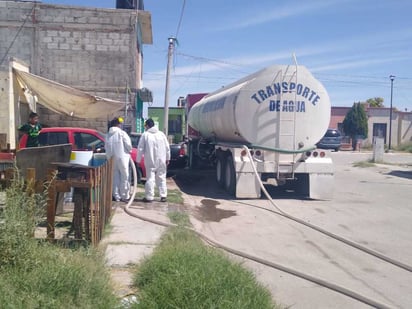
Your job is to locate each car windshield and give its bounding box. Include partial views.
[97,131,106,140]
[324,130,341,137]
[130,134,141,148]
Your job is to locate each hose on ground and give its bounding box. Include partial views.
[123,177,393,308]
[242,145,412,273]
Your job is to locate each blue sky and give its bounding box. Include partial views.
[42,0,412,112]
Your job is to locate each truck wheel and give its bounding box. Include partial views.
[225,156,236,196]
[293,173,309,196]
[216,157,225,187]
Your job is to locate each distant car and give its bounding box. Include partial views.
[130,132,188,169]
[19,127,146,182]
[129,132,142,149]
[129,132,145,183]
[316,129,342,151]
[169,142,188,169]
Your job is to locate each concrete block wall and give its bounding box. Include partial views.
[0,1,141,136]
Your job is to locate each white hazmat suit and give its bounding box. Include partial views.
[106,125,132,201]
[137,125,170,201]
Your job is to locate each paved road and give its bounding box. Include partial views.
[172,151,412,309]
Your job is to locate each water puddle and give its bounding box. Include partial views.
[192,199,237,222]
[133,202,187,213]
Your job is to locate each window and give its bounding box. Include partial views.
[168,115,182,134]
[39,132,69,146]
[74,132,104,150]
[324,129,341,138]
[130,134,141,148]
[373,123,387,144]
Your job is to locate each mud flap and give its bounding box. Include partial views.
[308,173,334,200]
[235,172,262,198]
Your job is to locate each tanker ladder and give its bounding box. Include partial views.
[276,63,299,182]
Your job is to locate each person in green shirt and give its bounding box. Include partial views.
[18,112,42,147]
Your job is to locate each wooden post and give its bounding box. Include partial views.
[26,168,36,237]
[5,168,14,185]
[95,167,101,243]
[72,188,84,240]
[89,168,95,245]
[0,133,6,151]
[106,158,113,217]
[46,169,56,240]
[26,168,35,196]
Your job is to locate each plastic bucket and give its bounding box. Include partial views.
[70,151,93,166]
[91,153,107,166]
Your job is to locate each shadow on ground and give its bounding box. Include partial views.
[386,170,412,180]
[168,168,309,201]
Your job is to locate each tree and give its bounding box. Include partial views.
[343,102,368,150]
[366,97,384,107]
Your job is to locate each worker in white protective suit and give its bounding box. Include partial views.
[137,118,170,202]
[106,117,132,202]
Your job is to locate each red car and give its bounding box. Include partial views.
[18,127,146,183]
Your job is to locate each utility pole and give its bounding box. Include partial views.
[163,37,176,137]
[388,75,395,150]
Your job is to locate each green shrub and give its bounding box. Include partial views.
[0,173,118,308]
[0,245,117,309]
[0,172,46,268]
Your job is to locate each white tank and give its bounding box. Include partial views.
[188,65,331,151]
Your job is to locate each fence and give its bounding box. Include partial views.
[47,157,113,245]
[2,145,113,246]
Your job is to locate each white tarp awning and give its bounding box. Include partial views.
[13,68,125,119]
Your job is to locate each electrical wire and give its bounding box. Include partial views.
[0,3,36,66]
[174,0,186,39]
[177,52,247,71]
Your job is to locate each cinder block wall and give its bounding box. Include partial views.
[0,1,140,135]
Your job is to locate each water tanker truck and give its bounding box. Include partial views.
[187,64,333,199]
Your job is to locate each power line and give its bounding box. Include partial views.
[174,0,186,39]
[177,51,244,68]
[316,72,412,82]
[0,3,36,66]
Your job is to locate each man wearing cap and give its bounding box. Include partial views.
[137,118,170,202]
[106,117,132,202]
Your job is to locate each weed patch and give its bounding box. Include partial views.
[133,226,279,309]
[353,160,376,168]
[0,173,118,308]
[133,183,183,204]
[396,142,412,153]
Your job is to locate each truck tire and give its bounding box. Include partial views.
[216,156,225,187]
[225,156,236,196]
[293,173,309,196]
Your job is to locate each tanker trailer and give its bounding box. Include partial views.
[187,64,333,199]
